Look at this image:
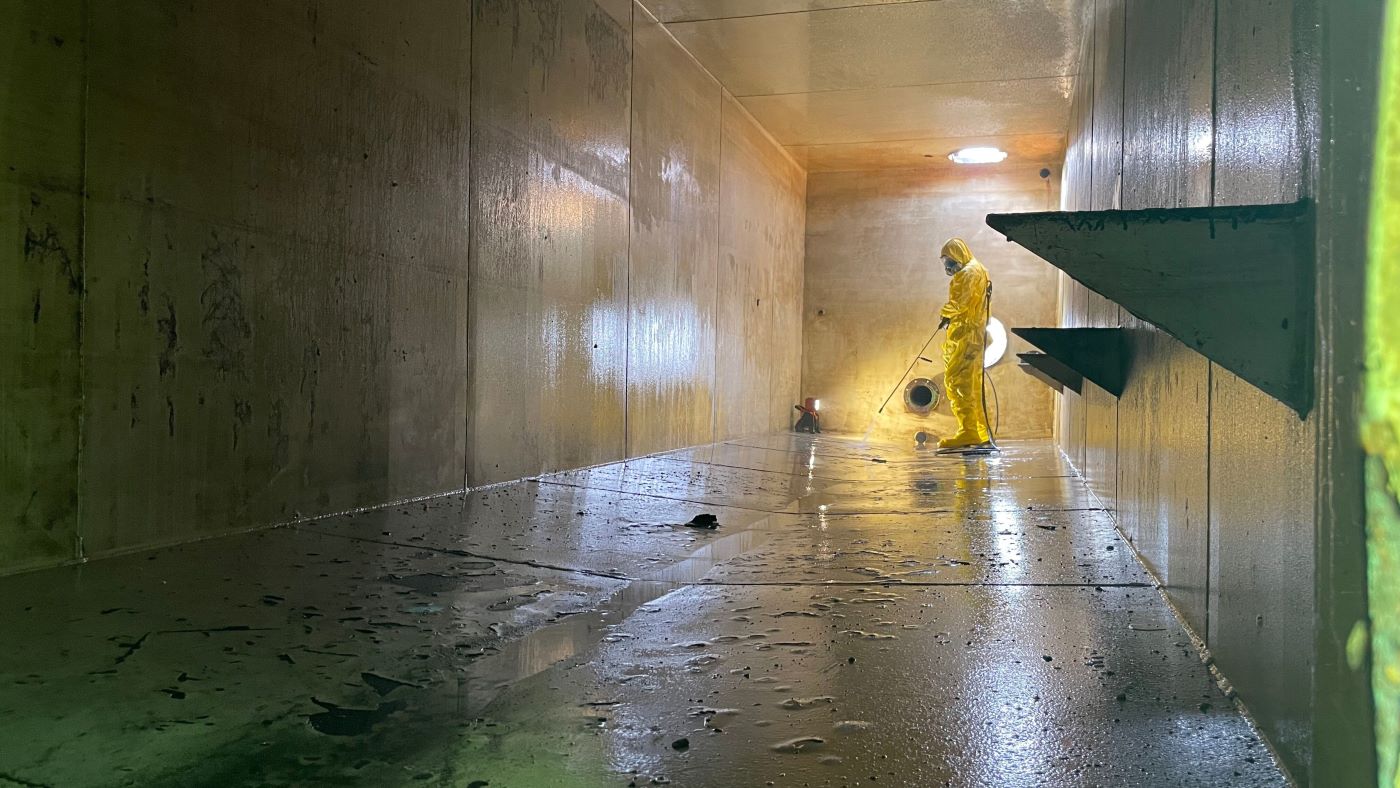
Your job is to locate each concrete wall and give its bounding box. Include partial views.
[4,0,474,573]
[626,9,723,458]
[468,0,632,483]
[469,1,805,480]
[0,0,806,574]
[1057,0,1318,781]
[803,168,1061,440]
[2,0,86,573]
[717,93,806,440]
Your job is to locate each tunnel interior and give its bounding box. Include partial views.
[0,1,1392,786]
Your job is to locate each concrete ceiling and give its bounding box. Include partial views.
[639,0,1081,173]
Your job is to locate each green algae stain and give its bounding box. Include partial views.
[1365,2,1400,784]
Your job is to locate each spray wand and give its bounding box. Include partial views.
[877,324,945,415]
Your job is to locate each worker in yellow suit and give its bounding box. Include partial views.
[937,238,993,450]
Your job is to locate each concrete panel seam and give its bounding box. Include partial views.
[624,0,637,457]
[711,87,723,444]
[730,73,1079,100]
[0,485,467,580]
[73,0,93,564]
[463,3,475,491]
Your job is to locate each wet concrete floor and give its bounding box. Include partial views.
[0,435,1286,787]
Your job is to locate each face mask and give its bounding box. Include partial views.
[943,258,960,276]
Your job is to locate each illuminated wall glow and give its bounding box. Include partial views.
[803,168,1059,441]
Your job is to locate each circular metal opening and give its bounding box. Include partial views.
[904,377,940,414]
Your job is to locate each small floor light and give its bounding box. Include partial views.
[795,398,821,433]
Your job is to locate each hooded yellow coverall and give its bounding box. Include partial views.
[938,238,992,448]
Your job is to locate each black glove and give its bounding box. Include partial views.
[938,317,950,331]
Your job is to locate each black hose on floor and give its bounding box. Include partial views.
[980,289,999,449]
[983,366,1000,442]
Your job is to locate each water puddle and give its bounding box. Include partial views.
[454,515,784,716]
[307,698,405,736]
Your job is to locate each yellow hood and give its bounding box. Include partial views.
[940,237,974,267]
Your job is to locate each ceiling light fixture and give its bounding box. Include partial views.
[948,146,1008,165]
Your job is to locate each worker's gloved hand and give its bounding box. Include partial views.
[938,317,950,331]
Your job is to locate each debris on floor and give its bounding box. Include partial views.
[685,513,720,529]
[0,434,1286,787]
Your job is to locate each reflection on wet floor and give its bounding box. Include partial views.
[0,435,1285,787]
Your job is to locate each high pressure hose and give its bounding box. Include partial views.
[980,286,1000,448]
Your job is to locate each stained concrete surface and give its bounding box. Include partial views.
[4,0,475,573]
[79,0,474,556]
[626,4,723,459]
[0,435,1283,787]
[1055,1,1318,779]
[1,0,90,572]
[1206,1,1317,773]
[716,93,807,438]
[3,0,807,574]
[467,0,633,484]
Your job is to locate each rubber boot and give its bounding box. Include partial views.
[936,432,995,455]
[937,431,987,450]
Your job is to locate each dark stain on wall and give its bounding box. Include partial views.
[584,7,629,101]
[137,255,150,316]
[232,399,253,450]
[527,0,565,86]
[268,398,289,470]
[156,296,178,379]
[18,491,38,531]
[23,223,81,296]
[198,234,251,380]
[300,343,320,447]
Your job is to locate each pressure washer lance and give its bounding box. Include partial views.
[877,287,999,451]
[876,324,945,415]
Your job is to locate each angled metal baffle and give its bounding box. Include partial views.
[986,201,1315,416]
[1018,352,1082,394]
[1013,328,1125,397]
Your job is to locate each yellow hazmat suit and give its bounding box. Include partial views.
[938,238,992,449]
